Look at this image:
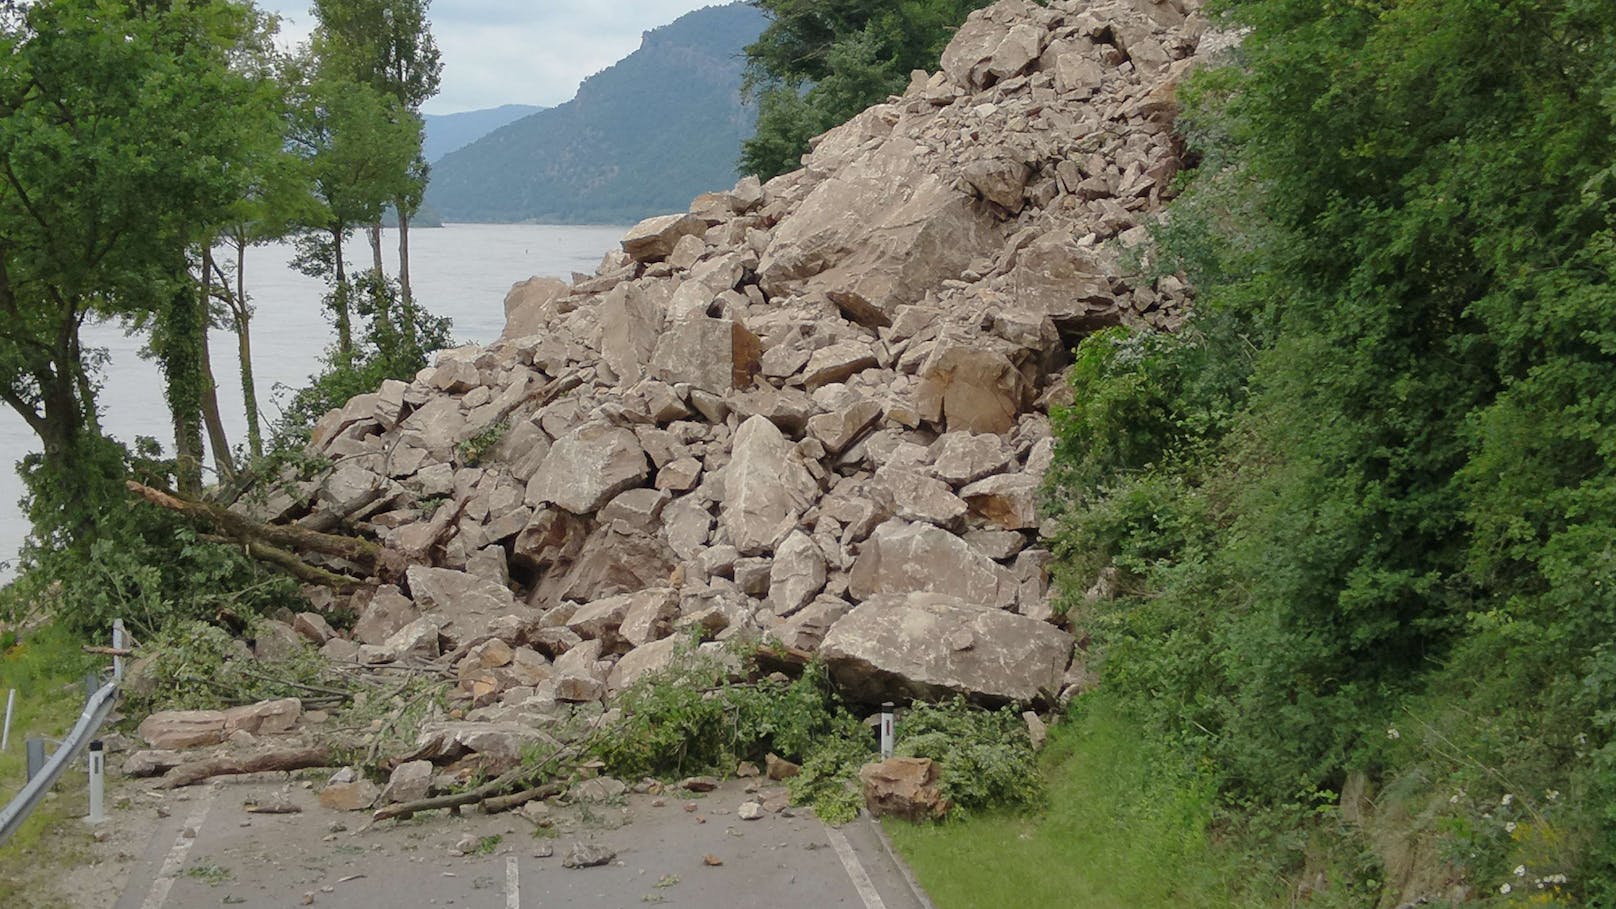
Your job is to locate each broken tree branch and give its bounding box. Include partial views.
[129,480,405,584]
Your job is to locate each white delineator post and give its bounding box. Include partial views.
[1,688,14,751]
[880,702,895,760]
[86,740,106,824]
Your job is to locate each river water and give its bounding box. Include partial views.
[0,223,627,578]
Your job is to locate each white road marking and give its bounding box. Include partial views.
[506,854,521,909]
[139,789,217,909]
[827,825,888,909]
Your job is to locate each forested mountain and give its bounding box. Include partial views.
[421,103,544,162]
[423,3,764,224]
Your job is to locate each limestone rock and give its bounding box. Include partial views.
[859,757,949,821]
[849,520,1017,607]
[961,472,1042,530]
[137,710,226,750]
[380,760,434,805]
[768,530,827,616]
[916,342,1026,434]
[222,698,301,736]
[502,276,570,340]
[721,416,820,554]
[319,767,380,812]
[622,213,707,263]
[526,423,649,515]
[648,317,762,394]
[821,593,1073,705]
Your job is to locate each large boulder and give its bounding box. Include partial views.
[820,593,1073,705]
[599,281,666,385]
[526,423,649,514]
[648,317,763,393]
[859,757,949,821]
[915,340,1028,435]
[501,276,570,340]
[404,565,527,648]
[720,416,820,554]
[849,520,1017,607]
[621,213,708,263]
[137,710,226,750]
[757,136,1001,327]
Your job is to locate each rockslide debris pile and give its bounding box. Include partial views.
[212,0,1210,777]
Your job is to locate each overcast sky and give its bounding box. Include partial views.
[257,1,732,114]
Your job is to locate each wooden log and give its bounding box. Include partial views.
[480,780,567,814]
[156,745,334,789]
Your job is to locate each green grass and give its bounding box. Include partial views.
[0,623,103,898]
[888,695,1282,909]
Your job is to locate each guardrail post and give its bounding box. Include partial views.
[25,736,45,781]
[880,702,895,759]
[86,740,106,824]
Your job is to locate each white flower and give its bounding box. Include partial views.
[1546,789,1560,801]
[1505,821,1517,833]
[1501,793,1515,807]
[1500,883,1512,895]
[1387,727,1400,740]
[1515,865,1527,877]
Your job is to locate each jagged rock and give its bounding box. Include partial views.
[222,698,301,736]
[721,416,820,555]
[961,156,1032,212]
[599,282,665,385]
[606,635,682,693]
[618,587,680,648]
[916,342,1027,434]
[766,753,801,781]
[252,619,307,662]
[379,760,434,805]
[801,341,879,390]
[961,473,1042,530]
[859,757,949,821]
[930,432,1017,485]
[292,612,336,645]
[805,398,882,455]
[821,593,1073,705]
[873,466,969,528]
[502,276,570,340]
[320,767,380,812]
[378,616,441,661]
[405,565,524,647]
[849,520,1017,606]
[562,842,617,869]
[137,710,226,750]
[526,423,649,515]
[649,316,763,394]
[621,213,707,263]
[758,135,1001,327]
[764,596,852,653]
[408,722,548,773]
[768,530,827,616]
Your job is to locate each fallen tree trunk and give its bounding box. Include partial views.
[129,481,404,585]
[157,745,334,789]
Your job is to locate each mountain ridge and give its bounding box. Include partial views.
[423,3,765,224]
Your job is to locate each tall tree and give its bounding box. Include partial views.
[310,0,441,330]
[0,0,283,514]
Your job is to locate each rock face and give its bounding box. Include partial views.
[258,0,1213,733]
[820,594,1074,705]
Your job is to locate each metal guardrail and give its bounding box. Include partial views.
[0,621,123,846]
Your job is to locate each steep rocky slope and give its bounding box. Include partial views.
[242,0,1213,774]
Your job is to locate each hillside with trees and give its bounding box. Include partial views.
[422,3,765,224]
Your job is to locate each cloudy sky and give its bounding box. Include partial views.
[258,1,731,114]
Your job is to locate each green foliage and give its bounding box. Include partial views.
[740,0,992,178]
[125,618,333,716]
[1045,0,1616,899]
[592,642,868,783]
[894,698,1041,815]
[457,421,509,467]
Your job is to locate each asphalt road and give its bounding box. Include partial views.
[112,776,932,909]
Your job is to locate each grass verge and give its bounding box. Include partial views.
[0,623,102,905]
[887,693,1282,909]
